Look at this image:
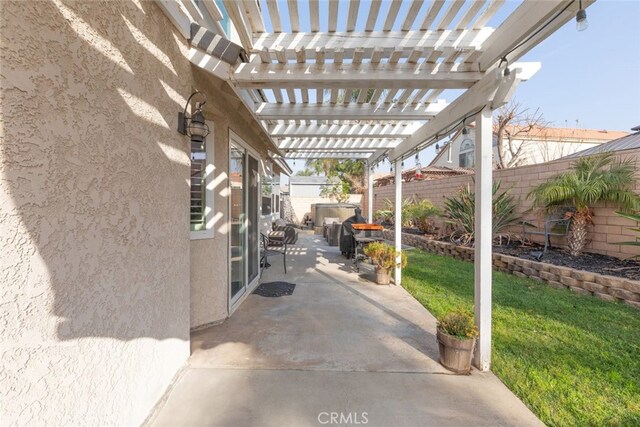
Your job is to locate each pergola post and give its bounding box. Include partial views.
[367,164,374,223]
[394,159,402,285]
[474,106,493,371]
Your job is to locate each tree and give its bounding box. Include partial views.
[320,179,351,204]
[304,158,366,194]
[528,153,640,256]
[494,100,549,169]
[295,168,314,176]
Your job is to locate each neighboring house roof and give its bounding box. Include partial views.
[562,127,640,159]
[289,176,332,185]
[428,125,629,167]
[374,166,474,186]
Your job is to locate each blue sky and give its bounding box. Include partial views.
[254,1,640,171]
[516,0,640,131]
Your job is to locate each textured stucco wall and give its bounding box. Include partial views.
[1,1,193,425]
[189,68,277,328]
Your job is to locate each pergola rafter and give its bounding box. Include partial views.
[278,138,402,151]
[255,100,447,121]
[269,122,420,139]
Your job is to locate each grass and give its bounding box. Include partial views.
[403,250,640,427]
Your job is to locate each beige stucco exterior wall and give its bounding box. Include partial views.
[1,1,194,425]
[188,68,278,328]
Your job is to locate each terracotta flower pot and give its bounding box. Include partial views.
[436,329,476,374]
[375,268,390,285]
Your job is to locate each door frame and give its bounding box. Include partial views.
[228,130,262,313]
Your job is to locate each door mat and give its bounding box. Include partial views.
[253,281,296,297]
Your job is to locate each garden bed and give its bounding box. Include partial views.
[397,226,640,281]
[495,243,640,281]
[383,230,640,308]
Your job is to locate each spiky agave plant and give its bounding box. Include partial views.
[443,180,522,246]
[528,153,640,256]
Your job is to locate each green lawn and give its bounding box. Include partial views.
[403,250,640,427]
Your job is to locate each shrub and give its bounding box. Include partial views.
[363,241,407,273]
[443,180,522,246]
[374,197,441,233]
[403,197,441,233]
[437,310,479,340]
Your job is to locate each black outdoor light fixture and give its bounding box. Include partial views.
[178,91,210,141]
[576,0,588,31]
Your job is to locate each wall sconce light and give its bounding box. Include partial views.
[178,91,210,141]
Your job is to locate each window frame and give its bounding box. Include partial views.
[190,121,215,240]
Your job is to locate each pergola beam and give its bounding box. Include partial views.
[256,101,447,120]
[269,123,420,138]
[252,28,494,59]
[381,65,534,162]
[285,152,372,159]
[233,62,482,89]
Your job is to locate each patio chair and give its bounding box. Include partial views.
[260,232,287,274]
[522,207,575,259]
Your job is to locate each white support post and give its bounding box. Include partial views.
[474,106,493,371]
[394,159,402,285]
[367,164,374,223]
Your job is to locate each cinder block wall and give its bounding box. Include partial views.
[363,149,640,259]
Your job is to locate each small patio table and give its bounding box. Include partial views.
[352,224,386,272]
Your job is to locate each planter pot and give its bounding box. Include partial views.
[436,329,476,374]
[375,268,390,285]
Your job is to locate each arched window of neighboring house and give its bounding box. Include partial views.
[459,139,474,168]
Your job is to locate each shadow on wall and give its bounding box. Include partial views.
[1,0,204,343]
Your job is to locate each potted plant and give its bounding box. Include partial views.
[363,242,407,285]
[436,309,479,374]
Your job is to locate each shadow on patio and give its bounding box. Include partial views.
[148,233,542,426]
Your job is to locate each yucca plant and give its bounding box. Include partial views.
[528,153,640,256]
[614,211,640,248]
[443,180,523,246]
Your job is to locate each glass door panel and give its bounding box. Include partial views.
[230,143,246,300]
[247,154,259,284]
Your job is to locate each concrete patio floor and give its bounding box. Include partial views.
[148,233,542,427]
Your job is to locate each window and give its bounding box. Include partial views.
[261,177,272,215]
[190,123,214,239]
[459,139,474,168]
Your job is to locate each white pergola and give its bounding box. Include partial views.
[158,0,594,371]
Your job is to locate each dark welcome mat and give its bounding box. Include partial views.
[253,281,296,297]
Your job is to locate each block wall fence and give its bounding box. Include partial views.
[363,149,640,260]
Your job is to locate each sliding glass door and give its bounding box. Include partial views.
[229,142,246,301]
[229,136,260,305]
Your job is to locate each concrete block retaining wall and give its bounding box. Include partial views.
[385,230,640,309]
